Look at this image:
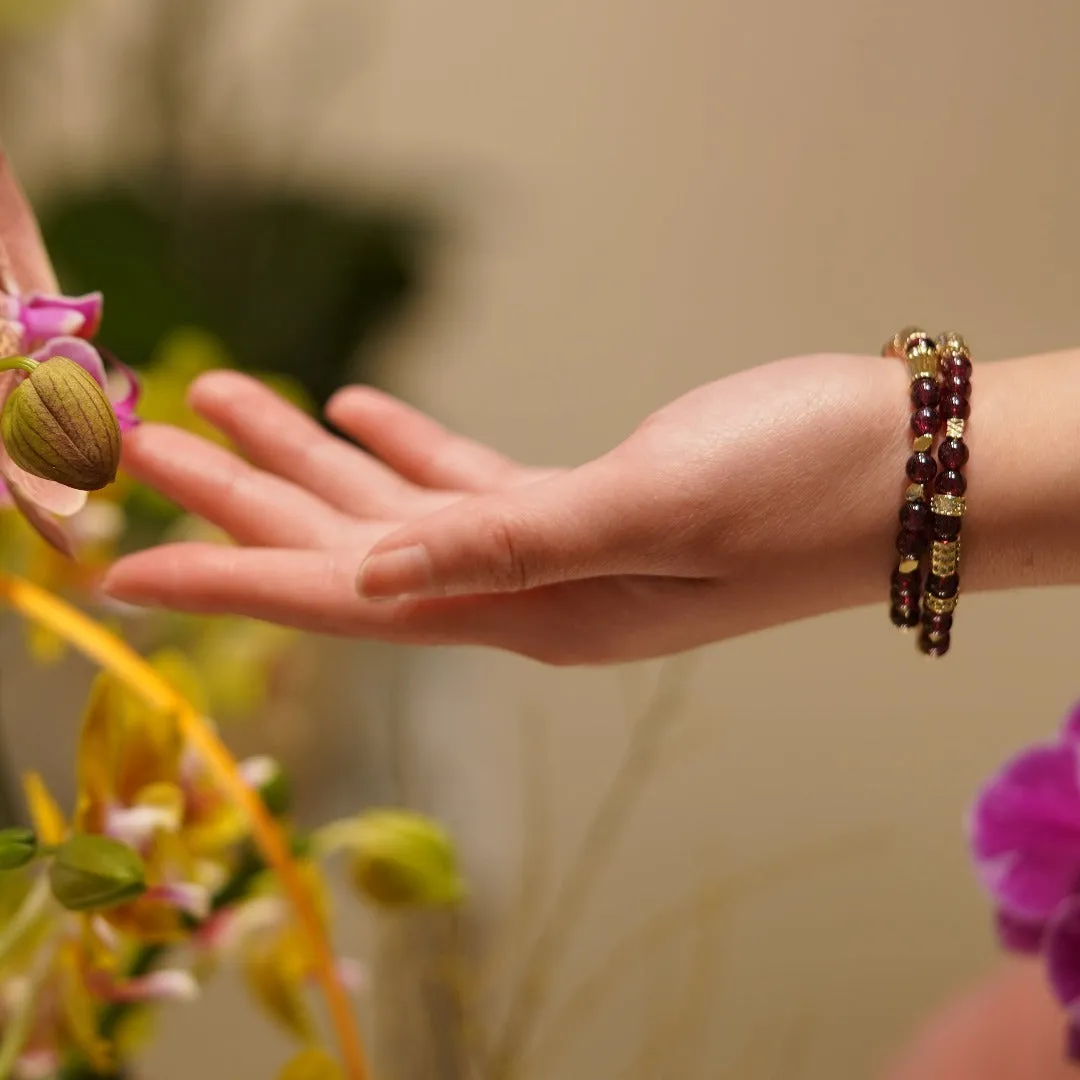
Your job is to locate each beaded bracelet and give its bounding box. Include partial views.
[884,327,942,631]
[920,331,972,657]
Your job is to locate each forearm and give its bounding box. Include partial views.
[702,348,1080,644]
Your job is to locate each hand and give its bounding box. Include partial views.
[884,962,1073,1080]
[102,348,1080,664]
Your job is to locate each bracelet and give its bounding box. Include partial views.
[919,331,972,657]
[884,327,941,631]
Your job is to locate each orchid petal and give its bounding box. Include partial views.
[0,152,58,295]
[995,907,1047,953]
[1048,895,1080,1017]
[31,337,107,387]
[969,741,1080,919]
[22,291,103,342]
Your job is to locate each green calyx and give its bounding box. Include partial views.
[48,834,147,912]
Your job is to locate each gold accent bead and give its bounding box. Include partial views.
[885,326,934,359]
[898,556,920,574]
[937,331,970,360]
[924,593,958,615]
[931,541,960,575]
[930,493,966,517]
[945,418,966,439]
[912,433,934,453]
[905,483,925,501]
[905,344,938,381]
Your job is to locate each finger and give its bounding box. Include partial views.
[325,385,531,492]
[99,542,545,647]
[120,424,358,548]
[189,371,445,518]
[354,453,697,600]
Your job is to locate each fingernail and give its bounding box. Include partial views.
[356,544,437,600]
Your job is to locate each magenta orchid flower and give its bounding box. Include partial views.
[969,703,1080,1060]
[0,153,139,553]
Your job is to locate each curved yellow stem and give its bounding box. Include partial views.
[0,573,368,1080]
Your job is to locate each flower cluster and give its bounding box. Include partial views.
[969,703,1080,1062]
[0,155,465,1080]
[0,652,463,1079]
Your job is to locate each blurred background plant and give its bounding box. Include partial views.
[0,0,440,810]
[0,0,927,1078]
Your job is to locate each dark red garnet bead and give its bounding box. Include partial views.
[941,393,971,420]
[931,512,962,540]
[906,452,937,483]
[891,605,920,629]
[919,632,950,657]
[891,568,921,592]
[899,499,929,531]
[941,353,973,380]
[911,407,942,437]
[942,374,971,399]
[911,378,940,408]
[926,572,959,598]
[939,438,969,469]
[934,470,967,496]
[896,528,928,559]
[924,612,953,634]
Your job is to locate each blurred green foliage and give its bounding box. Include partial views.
[41,180,437,406]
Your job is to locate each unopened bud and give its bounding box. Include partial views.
[347,810,463,909]
[0,827,37,870]
[49,834,147,912]
[1,357,121,490]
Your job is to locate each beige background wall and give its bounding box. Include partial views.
[7,0,1080,1077]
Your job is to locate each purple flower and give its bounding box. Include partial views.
[969,703,1080,1058]
[0,154,139,552]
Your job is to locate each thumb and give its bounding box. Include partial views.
[355,456,684,600]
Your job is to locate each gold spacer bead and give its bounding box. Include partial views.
[886,326,934,359]
[936,331,970,360]
[930,493,966,517]
[898,556,921,574]
[924,593,958,615]
[931,553,959,572]
[905,483,925,501]
[905,344,939,381]
[912,433,934,453]
[945,418,965,439]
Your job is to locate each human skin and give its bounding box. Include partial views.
[102,347,1080,664]
[884,962,1073,1080]
[98,349,1080,1072]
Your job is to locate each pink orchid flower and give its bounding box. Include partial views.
[0,153,139,554]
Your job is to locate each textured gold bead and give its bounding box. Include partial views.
[912,433,934,453]
[930,493,966,517]
[905,344,938,381]
[937,331,970,360]
[945,418,966,439]
[905,483,925,501]
[924,593,958,615]
[898,556,920,574]
[931,541,960,574]
[885,326,933,359]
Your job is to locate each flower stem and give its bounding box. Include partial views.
[0,573,368,1080]
[0,355,38,376]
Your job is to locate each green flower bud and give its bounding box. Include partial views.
[0,827,37,870]
[49,834,147,912]
[346,810,464,909]
[1,357,121,490]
